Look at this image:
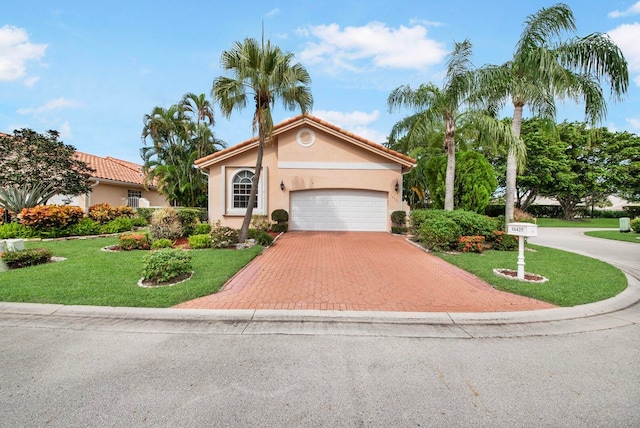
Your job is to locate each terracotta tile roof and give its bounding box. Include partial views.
[75,152,146,186]
[195,113,416,167]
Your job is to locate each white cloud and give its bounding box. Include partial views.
[608,23,640,86]
[409,18,443,27]
[313,109,380,128]
[626,117,640,129]
[23,76,39,87]
[313,109,385,143]
[297,22,447,73]
[266,8,280,18]
[0,25,47,81]
[59,121,73,140]
[608,1,640,18]
[17,97,82,115]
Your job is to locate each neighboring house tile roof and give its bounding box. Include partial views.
[75,152,148,186]
[194,113,416,168]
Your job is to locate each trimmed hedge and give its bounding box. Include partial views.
[1,247,52,269]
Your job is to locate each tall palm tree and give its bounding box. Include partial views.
[480,3,628,223]
[212,36,313,242]
[388,39,519,211]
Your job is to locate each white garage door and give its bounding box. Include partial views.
[290,189,387,231]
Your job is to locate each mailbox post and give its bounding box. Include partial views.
[506,222,538,280]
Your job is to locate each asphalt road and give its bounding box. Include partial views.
[0,228,638,427]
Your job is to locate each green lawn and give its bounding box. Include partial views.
[437,244,627,307]
[536,218,620,228]
[0,237,263,307]
[584,230,640,244]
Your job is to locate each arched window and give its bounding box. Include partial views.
[232,170,258,209]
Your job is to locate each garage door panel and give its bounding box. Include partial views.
[290,189,387,231]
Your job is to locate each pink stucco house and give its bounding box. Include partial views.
[195,114,415,232]
[49,152,169,211]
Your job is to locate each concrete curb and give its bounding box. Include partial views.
[1,274,638,327]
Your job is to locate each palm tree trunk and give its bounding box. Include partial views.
[505,103,524,225]
[444,117,455,211]
[237,128,265,243]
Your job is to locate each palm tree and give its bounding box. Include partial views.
[480,3,629,223]
[141,95,225,207]
[388,39,519,211]
[212,36,312,242]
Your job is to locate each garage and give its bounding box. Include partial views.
[290,189,388,231]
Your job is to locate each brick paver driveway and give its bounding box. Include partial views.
[175,232,556,312]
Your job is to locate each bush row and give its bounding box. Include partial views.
[410,209,518,252]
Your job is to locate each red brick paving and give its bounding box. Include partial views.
[174,232,557,312]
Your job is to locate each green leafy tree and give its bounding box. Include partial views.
[607,131,640,203]
[388,39,518,211]
[425,151,498,214]
[141,93,225,207]
[0,129,94,212]
[479,3,629,224]
[212,36,312,242]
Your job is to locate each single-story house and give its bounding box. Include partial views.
[194,114,416,232]
[49,152,169,211]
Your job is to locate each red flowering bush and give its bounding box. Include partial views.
[456,235,485,253]
[118,232,151,251]
[491,230,518,251]
[19,205,84,229]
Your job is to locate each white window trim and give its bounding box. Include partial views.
[226,167,267,216]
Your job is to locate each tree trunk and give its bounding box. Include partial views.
[237,127,266,243]
[444,116,455,211]
[505,103,524,226]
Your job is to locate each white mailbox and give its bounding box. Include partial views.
[506,222,538,280]
[507,222,538,237]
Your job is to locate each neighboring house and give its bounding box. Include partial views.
[195,114,416,232]
[533,195,640,211]
[49,152,169,211]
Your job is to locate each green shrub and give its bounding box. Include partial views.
[68,218,102,236]
[1,247,52,269]
[446,210,497,237]
[456,236,485,253]
[391,226,408,234]
[0,222,36,239]
[391,210,407,226]
[100,217,134,234]
[630,218,640,233]
[141,248,192,283]
[271,209,289,223]
[149,207,183,240]
[131,216,147,227]
[491,230,518,251]
[210,220,238,248]
[251,215,270,232]
[193,222,211,235]
[625,206,640,219]
[135,208,156,223]
[188,234,212,249]
[419,216,461,251]
[118,232,151,251]
[151,238,174,250]
[248,228,274,246]
[409,209,441,235]
[177,208,201,236]
[271,223,288,233]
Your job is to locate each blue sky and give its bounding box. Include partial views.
[2,1,640,163]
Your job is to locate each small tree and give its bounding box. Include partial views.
[425,151,497,214]
[0,129,94,212]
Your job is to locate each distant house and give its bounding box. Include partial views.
[49,152,170,210]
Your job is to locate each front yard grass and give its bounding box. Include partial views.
[0,237,263,308]
[584,230,640,244]
[536,218,620,228]
[437,244,627,307]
